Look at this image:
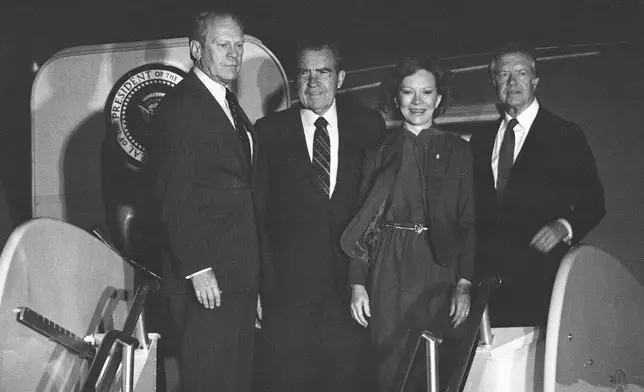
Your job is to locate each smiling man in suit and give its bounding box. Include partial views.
[253,41,386,392]
[147,10,268,392]
[469,42,605,326]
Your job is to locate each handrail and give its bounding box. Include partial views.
[446,275,501,392]
[478,306,493,347]
[396,275,500,392]
[81,280,157,392]
[396,328,443,392]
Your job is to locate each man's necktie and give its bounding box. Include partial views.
[312,117,331,196]
[496,118,519,198]
[225,89,251,163]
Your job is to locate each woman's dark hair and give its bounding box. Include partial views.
[381,56,452,120]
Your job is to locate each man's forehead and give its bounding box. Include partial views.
[207,16,243,37]
[497,52,534,67]
[299,49,337,68]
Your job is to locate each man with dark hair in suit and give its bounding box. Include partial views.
[470,42,605,326]
[253,41,387,391]
[147,10,268,392]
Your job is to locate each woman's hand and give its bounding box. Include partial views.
[350,284,371,327]
[450,279,471,328]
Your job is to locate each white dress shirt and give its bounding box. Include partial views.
[187,67,254,279]
[491,98,572,241]
[491,98,539,182]
[193,67,253,157]
[300,100,339,198]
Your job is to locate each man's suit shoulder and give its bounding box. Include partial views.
[536,107,585,137]
[254,106,297,130]
[155,75,203,113]
[344,103,384,121]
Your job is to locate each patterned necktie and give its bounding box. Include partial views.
[312,117,331,196]
[225,89,251,163]
[496,118,519,198]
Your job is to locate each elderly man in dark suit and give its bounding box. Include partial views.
[469,42,605,326]
[253,41,386,392]
[147,10,268,392]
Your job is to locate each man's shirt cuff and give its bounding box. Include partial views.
[557,218,573,244]
[186,267,212,279]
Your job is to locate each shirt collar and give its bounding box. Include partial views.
[504,98,539,131]
[193,66,228,102]
[300,100,338,130]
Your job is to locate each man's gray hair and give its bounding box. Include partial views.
[489,41,538,77]
[189,10,244,46]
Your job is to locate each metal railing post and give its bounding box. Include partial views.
[422,331,442,392]
[479,306,493,347]
[117,336,139,392]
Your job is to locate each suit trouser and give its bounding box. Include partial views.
[480,238,566,327]
[169,291,257,392]
[254,294,371,392]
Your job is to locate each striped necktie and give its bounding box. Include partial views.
[496,118,519,198]
[312,117,330,196]
[225,89,251,163]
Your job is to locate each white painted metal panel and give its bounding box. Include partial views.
[0,218,134,391]
[31,36,289,230]
[544,245,644,392]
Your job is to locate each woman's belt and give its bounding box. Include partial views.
[384,222,428,234]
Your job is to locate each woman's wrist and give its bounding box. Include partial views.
[456,278,471,293]
[351,284,367,292]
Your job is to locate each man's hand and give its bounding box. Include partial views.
[255,295,262,329]
[191,269,221,309]
[350,284,371,327]
[531,221,567,253]
[450,279,471,328]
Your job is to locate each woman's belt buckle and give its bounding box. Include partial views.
[386,222,427,233]
[412,223,427,234]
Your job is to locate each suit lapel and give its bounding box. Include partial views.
[332,106,353,201]
[506,108,547,193]
[233,100,259,167]
[424,131,453,218]
[366,129,402,203]
[510,108,543,175]
[190,72,251,172]
[283,108,322,193]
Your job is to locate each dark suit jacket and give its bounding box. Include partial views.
[148,70,268,294]
[341,126,476,286]
[469,106,605,276]
[255,102,386,301]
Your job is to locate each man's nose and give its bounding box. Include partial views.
[507,73,517,85]
[307,73,318,86]
[228,47,240,59]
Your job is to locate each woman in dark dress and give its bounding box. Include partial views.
[341,57,476,391]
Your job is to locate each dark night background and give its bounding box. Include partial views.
[0,0,641,225]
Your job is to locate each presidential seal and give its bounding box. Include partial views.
[106,64,186,168]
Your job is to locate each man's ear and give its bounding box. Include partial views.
[189,40,201,62]
[337,70,346,89]
[532,76,540,91]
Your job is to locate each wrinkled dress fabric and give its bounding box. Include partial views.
[369,128,453,392]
